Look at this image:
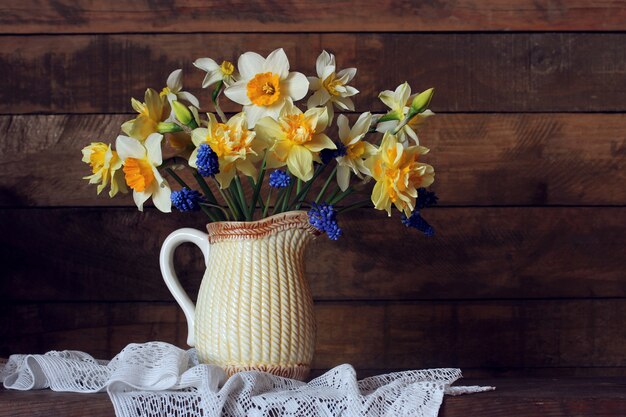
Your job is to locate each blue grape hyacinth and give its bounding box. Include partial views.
[269,170,291,188]
[196,144,220,177]
[171,187,204,212]
[401,188,438,237]
[308,202,342,240]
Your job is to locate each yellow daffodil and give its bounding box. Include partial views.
[160,69,200,108]
[193,58,238,88]
[376,82,434,145]
[81,142,127,197]
[255,103,335,181]
[307,50,359,122]
[122,88,171,141]
[365,132,434,216]
[224,48,309,128]
[116,133,171,212]
[190,112,264,188]
[335,112,377,191]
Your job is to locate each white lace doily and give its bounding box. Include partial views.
[1,342,493,417]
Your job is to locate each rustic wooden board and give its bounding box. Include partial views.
[3,1,626,34]
[1,300,625,372]
[3,33,626,113]
[1,207,624,302]
[1,378,625,417]
[2,113,625,207]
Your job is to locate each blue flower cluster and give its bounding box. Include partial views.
[196,144,220,177]
[171,187,204,212]
[308,203,342,240]
[320,142,347,165]
[268,170,291,188]
[401,188,438,237]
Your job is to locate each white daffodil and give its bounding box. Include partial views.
[307,50,358,122]
[335,112,377,191]
[193,58,237,88]
[160,69,200,108]
[224,48,309,128]
[376,82,434,145]
[116,133,171,213]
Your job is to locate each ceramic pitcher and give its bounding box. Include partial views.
[159,211,320,380]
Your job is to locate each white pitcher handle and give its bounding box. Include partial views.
[159,228,210,347]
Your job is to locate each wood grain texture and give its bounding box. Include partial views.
[2,113,625,207]
[3,1,626,33]
[1,300,625,372]
[3,33,626,113]
[1,378,625,417]
[1,207,625,303]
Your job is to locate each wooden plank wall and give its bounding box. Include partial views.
[1,1,625,378]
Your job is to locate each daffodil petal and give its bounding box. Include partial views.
[376,120,398,134]
[191,128,208,147]
[378,90,397,110]
[337,67,357,83]
[238,51,265,80]
[287,146,313,181]
[151,181,172,213]
[344,86,359,97]
[305,133,335,152]
[244,104,268,128]
[264,48,290,79]
[116,135,145,160]
[337,114,350,142]
[145,133,164,165]
[337,164,351,191]
[133,190,151,212]
[224,80,252,106]
[202,70,223,88]
[396,82,411,107]
[307,77,321,90]
[333,96,355,111]
[193,58,219,72]
[255,116,284,143]
[307,88,330,108]
[316,50,335,78]
[352,112,372,138]
[177,91,199,108]
[167,69,183,93]
[283,71,309,101]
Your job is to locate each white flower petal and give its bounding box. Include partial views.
[133,190,151,212]
[152,180,172,213]
[307,88,330,108]
[337,114,350,142]
[337,164,351,192]
[344,86,359,97]
[202,70,223,88]
[193,58,219,72]
[145,133,164,165]
[316,51,335,78]
[307,76,321,91]
[352,112,372,138]
[337,67,357,83]
[379,90,398,110]
[238,52,265,80]
[282,71,309,101]
[177,91,199,108]
[397,82,411,107]
[167,69,183,93]
[264,48,290,79]
[321,66,335,81]
[376,120,398,134]
[333,96,355,111]
[116,135,145,160]
[224,80,252,105]
[244,104,269,128]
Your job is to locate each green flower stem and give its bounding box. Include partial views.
[166,167,219,222]
[291,164,326,210]
[212,81,228,123]
[315,165,337,204]
[329,187,355,205]
[199,202,231,220]
[227,186,245,220]
[271,188,286,215]
[212,178,238,220]
[262,188,272,218]
[248,153,267,220]
[296,178,302,196]
[233,175,249,220]
[280,175,295,213]
[338,199,371,214]
[325,186,341,205]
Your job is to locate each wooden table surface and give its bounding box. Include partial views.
[1,377,625,416]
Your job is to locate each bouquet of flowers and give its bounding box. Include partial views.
[81,49,438,239]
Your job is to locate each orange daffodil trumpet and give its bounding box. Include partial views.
[255,103,335,181]
[81,48,438,237]
[224,48,309,128]
[365,132,434,216]
[116,133,172,212]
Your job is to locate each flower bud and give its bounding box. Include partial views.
[172,100,193,125]
[410,88,434,114]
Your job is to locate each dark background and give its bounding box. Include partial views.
[0,1,625,379]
